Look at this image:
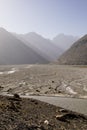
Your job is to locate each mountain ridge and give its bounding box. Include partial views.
[0,28,49,65]
[57,34,87,65]
[19,32,62,61]
[53,33,79,52]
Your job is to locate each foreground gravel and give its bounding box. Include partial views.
[0,95,87,130]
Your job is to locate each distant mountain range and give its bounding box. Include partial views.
[0,27,80,65]
[19,32,62,61]
[0,28,48,65]
[53,33,78,53]
[14,32,79,61]
[58,35,87,65]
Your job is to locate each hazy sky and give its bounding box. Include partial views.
[0,0,87,38]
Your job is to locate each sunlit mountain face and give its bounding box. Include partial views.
[14,32,79,62]
[20,32,62,61]
[53,33,79,52]
[0,27,81,65]
[58,35,87,65]
[0,28,49,65]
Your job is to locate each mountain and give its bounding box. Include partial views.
[53,33,79,53]
[58,35,87,65]
[20,32,61,61]
[13,33,51,62]
[0,28,49,65]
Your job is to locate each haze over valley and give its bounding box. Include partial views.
[0,27,80,65]
[0,0,87,130]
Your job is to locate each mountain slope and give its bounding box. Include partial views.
[0,28,49,65]
[58,35,87,65]
[13,33,51,62]
[53,34,79,53]
[21,32,61,61]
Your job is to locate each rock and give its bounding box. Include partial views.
[7,88,12,92]
[58,90,62,93]
[52,81,55,83]
[45,91,48,94]
[61,113,78,120]
[36,89,40,92]
[13,93,20,99]
[8,101,19,112]
[18,83,23,87]
[56,114,63,119]
[59,108,69,113]
[19,81,27,87]
[56,113,79,122]
[44,120,49,125]
[0,85,3,90]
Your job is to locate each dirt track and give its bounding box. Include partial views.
[0,95,87,130]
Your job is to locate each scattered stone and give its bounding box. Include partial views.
[52,81,55,83]
[30,99,38,105]
[49,87,51,89]
[59,108,69,113]
[18,83,23,87]
[58,90,62,93]
[7,88,12,92]
[36,89,40,92]
[56,113,80,122]
[44,120,49,125]
[8,101,19,112]
[56,114,64,119]
[13,93,20,99]
[62,113,79,120]
[34,101,38,105]
[0,85,3,90]
[45,91,48,94]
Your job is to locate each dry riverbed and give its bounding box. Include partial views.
[0,64,87,98]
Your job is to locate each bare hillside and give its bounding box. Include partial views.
[58,35,87,65]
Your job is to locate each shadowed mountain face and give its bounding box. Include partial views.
[53,34,79,52]
[58,35,87,65]
[20,32,62,61]
[0,28,49,65]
